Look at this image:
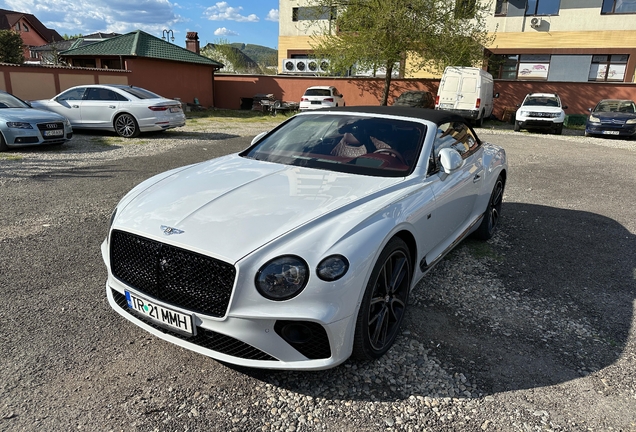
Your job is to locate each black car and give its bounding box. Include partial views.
[585,99,636,138]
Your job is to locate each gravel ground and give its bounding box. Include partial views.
[1,117,635,431]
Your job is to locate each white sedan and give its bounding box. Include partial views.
[31,85,185,138]
[102,106,507,370]
[299,86,345,111]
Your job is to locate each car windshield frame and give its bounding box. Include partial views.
[593,100,636,114]
[240,113,427,178]
[523,96,560,107]
[0,92,31,109]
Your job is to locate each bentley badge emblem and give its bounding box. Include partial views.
[161,225,184,235]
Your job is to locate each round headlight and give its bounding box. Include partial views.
[316,255,349,281]
[255,255,309,300]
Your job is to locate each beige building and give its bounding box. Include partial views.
[278,0,636,83]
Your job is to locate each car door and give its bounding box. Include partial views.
[49,87,87,125]
[427,121,483,247]
[80,87,124,128]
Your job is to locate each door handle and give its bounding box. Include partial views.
[72,105,79,108]
[473,174,482,183]
[109,105,116,109]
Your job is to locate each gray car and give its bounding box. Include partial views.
[0,90,72,151]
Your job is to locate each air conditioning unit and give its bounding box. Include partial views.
[318,59,330,73]
[283,59,296,73]
[530,17,542,28]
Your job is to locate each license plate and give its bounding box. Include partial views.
[439,103,454,109]
[602,130,620,135]
[170,107,182,113]
[311,101,322,104]
[43,129,64,136]
[125,291,194,335]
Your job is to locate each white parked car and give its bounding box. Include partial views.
[102,106,507,370]
[514,93,567,134]
[299,86,345,111]
[31,85,185,138]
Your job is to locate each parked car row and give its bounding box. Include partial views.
[0,85,185,151]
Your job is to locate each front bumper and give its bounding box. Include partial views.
[517,119,562,130]
[102,238,356,370]
[585,124,636,137]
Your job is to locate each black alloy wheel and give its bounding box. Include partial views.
[473,175,504,240]
[353,237,412,360]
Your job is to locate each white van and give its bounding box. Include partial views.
[435,67,497,127]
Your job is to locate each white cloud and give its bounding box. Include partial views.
[214,27,239,36]
[265,9,278,22]
[204,2,258,22]
[4,0,186,37]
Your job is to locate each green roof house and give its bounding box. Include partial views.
[60,30,224,107]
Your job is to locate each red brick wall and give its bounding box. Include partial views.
[213,74,636,118]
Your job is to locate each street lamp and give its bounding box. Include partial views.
[162,29,175,42]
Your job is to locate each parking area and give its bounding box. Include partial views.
[1,121,635,431]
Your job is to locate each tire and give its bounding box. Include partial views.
[473,175,504,240]
[0,133,8,152]
[514,121,521,132]
[352,237,412,360]
[554,123,563,135]
[475,114,484,128]
[114,113,140,138]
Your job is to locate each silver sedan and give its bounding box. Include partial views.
[31,85,186,138]
[0,90,72,151]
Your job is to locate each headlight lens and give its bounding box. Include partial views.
[316,255,349,281]
[255,255,309,300]
[6,122,33,129]
[626,118,636,124]
[589,114,600,123]
[518,110,527,117]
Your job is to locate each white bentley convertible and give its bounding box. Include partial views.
[102,106,507,370]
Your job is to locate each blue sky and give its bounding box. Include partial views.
[1,0,280,49]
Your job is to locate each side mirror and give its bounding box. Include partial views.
[562,105,568,110]
[494,92,500,98]
[251,131,267,145]
[516,104,521,107]
[588,108,592,112]
[438,148,464,174]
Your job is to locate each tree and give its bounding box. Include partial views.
[0,30,24,64]
[306,0,495,105]
[200,39,262,74]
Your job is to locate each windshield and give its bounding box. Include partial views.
[241,114,426,177]
[0,92,30,109]
[593,100,636,114]
[523,96,560,107]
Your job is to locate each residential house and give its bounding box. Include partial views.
[59,30,224,107]
[0,8,62,61]
[277,0,636,83]
[30,33,120,65]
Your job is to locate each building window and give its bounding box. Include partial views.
[292,6,336,22]
[517,55,551,80]
[495,0,508,16]
[101,58,122,69]
[526,0,561,15]
[601,0,636,13]
[23,24,29,32]
[456,0,477,18]
[14,23,20,31]
[589,55,629,81]
[29,50,38,59]
[488,54,519,79]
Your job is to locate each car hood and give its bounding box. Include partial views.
[113,154,403,264]
[0,107,67,122]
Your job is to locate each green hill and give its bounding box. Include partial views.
[229,43,277,67]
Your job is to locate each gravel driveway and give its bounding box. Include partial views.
[1,118,635,431]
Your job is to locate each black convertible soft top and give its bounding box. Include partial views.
[318,105,467,126]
